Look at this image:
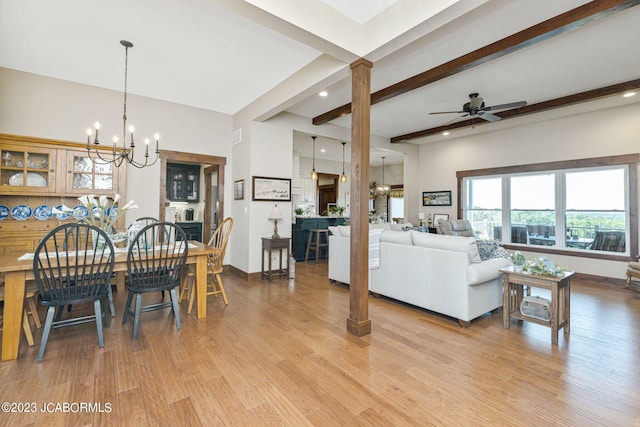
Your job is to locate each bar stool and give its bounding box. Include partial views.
[305,229,329,262]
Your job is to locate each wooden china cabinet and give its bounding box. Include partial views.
[0,134,127,255]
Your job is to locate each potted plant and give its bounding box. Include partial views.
[294,208,304,216]
[510,251,526,272]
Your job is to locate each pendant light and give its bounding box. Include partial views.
[375,157,390,196]
[310,136,318,180]
[340,141,347,183]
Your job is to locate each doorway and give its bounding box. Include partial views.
[317,173,338,215]
[159,151,226,242]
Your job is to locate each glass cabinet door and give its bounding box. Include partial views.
[0,144,56,193]
[66,151,116,194]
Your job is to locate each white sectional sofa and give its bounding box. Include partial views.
[328,226,512,326]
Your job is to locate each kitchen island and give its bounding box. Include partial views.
[292,216,348,261]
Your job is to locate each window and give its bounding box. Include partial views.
[389,190,404,222]
[464,177,501,240]
[458,155,637,259]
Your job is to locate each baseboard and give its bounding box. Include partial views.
[228,265,262,281]
[573,272,626,287]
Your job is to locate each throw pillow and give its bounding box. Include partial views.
[402,225,429,233]
[476,239,510,261]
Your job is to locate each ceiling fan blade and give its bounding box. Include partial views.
[483,101,527,111]
[441,114,467,126]
[477,111,501,122]
[429,111,465,115]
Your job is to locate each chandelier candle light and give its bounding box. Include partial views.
[86,40,160,169]
[270,204,283,239]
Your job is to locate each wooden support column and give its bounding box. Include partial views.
[347,58,373,337]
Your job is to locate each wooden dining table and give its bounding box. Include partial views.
[0,241,217,361]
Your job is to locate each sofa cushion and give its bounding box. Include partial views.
[381,230,414,245]
[467,257,512,285]
[390,222,412,231]
[336,225,351,237]
[411,231,481,263]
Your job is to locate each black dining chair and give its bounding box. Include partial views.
[33,223,115,362]
[122,222,188,340]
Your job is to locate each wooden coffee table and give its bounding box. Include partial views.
[500,266,573,344]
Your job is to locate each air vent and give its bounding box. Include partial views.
[232,128,242,145]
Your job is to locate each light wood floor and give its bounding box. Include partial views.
[1,262,639,426]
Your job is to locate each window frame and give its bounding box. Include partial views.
[457,154,639,261]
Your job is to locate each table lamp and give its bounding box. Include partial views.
[269,204,282,239]
[418,212,425,226]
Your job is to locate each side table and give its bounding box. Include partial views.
[261,237,291,282]
[500,266,573,344]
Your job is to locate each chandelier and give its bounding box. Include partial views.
[375,157,390,196]
[85,40,159,169]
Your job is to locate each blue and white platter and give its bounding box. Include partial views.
[53,205,71,220]
[73,205,89,220]
[34,205,53,220]
[0,205,9,220]
[11,205,32,220]
[108,206,119,219]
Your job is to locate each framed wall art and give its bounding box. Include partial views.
[422,191,452,206]
[234,179,245,200]
[432,213,449,225]
[252,176,291,202]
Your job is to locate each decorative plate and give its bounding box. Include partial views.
[73,205,89,220]
[8,172,47,187]
[108,206,119,219]
[34,205,53,220]
[0,205,9,221]
[11,205,32,220]
[53,205,71,220]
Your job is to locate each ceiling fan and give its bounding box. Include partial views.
[429,93,527,123]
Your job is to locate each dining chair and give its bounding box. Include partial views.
[181,217,233,313]
[122,222,188,340]
[588,231,626,252]
[33,223,115,362]
[0,280,42,347]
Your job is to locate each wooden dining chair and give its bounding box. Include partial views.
[122,222,188,340]
[0,280,42,347]
[181,217,233,313]
[33,223,115,362]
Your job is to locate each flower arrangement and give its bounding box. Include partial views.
[77,194,138,233]
[53,194,138,237]
[523,256,567,277]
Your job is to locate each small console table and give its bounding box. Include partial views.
[261,237,291,282]
[500,266,573,344]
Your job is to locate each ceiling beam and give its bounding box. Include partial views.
[312,0,640,126]
[390,79,640,142]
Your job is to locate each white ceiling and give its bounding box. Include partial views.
[1,0,639,168]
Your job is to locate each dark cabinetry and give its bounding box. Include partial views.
[291,217,348,261]
[167,163,200,202]
[175,221,203,242]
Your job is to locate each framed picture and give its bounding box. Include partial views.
[433,213,449,225]
[252,176,291,202]
[234,179,245,200]
[422,190,452,206]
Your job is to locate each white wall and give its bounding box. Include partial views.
[0,67,234,254]
[418,102,640,279]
